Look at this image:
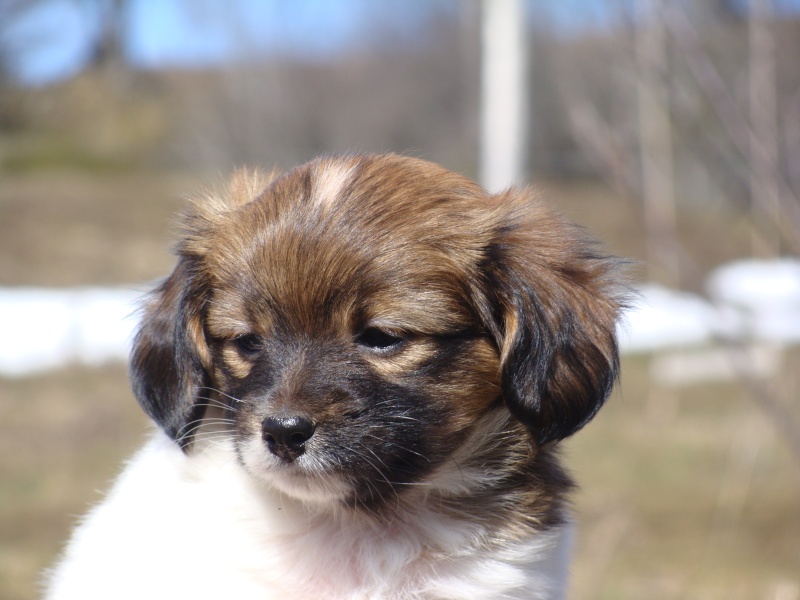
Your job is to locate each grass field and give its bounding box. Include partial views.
[1,170,798,600]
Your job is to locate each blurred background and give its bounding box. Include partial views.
[1,1,799,598]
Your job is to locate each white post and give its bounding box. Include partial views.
[748,0,779,257]
[479,0,528,193]
[636,0,678,286]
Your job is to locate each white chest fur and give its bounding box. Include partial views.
[45,433,572,600]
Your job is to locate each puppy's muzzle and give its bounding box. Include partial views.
[261,415,316,461]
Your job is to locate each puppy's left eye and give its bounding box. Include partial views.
[232,334,263,356]
[356,327,405,352]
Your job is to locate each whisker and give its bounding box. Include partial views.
[195,418,236,427]
[174,415,235,442]
[347,446,395,505]
[198,387,245,404]
[362,433,430,462]
[175,418,205,439]
[350,443,411,515]
[188,431,234,445]
[194,396,240,413]
[391,415,423,423]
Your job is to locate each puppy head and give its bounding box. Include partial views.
[131,154,625,507]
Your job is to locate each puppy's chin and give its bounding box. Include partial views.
[237,438,352,506]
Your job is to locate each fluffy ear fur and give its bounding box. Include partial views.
[129,259,210,448]
[482,188,626,446]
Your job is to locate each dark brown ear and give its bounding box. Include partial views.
[130,259,210,449]
[482,189,626,446]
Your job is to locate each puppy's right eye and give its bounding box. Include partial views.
[232,334,262,356]
[356,327,404,352]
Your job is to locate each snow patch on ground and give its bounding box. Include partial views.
[0,287,143,377]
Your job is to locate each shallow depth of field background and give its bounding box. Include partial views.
[1,2,799,599]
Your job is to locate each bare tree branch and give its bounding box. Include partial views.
[636,0,680,285]
[748,0,780,256]
[664,2,800,252]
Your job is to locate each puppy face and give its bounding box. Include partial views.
[131,154,624,510]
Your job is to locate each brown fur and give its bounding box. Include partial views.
[130,153,626,532]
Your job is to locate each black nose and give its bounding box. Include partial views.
[261,416,316,460]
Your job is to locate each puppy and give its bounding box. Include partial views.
[45,154,625,600]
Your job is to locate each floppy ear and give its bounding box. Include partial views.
[482,188,626,446]
[130,259,211,449]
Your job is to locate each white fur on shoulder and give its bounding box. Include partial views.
[45,432,572,600]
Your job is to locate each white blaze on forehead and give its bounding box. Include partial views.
[312,161,357,208]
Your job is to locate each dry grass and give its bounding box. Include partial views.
[1,171,798,600]
[3,355,797,600]
[570,353,800,600]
